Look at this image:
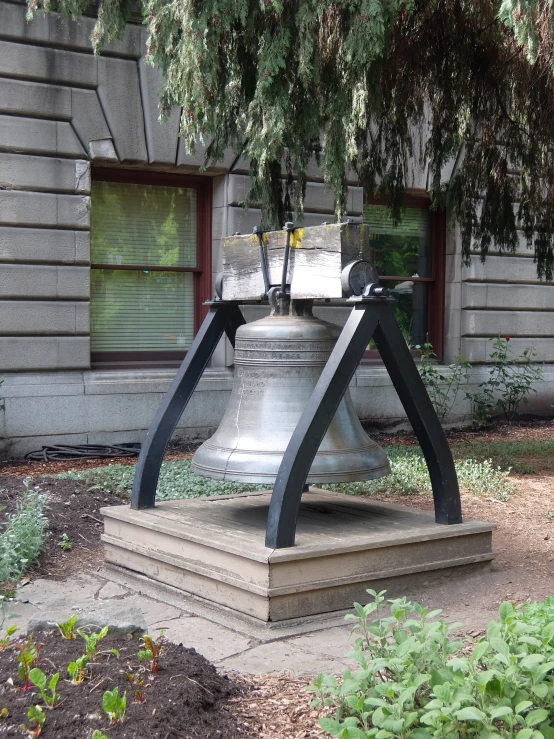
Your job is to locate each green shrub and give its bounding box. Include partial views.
[466,337,544,427]
[0,480,48,585]
[323,446,514,501]
[308,591,554,739]
[415,341,470,422]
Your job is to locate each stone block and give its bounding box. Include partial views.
[5,390,163,435]
[462,310,554,337]
[28,604,147,637]
[0,190,90,229]
[0,264,89,299]
[461,337,554,363]
[0,115,85,157]
[0,39,98,86]
[445,281,462,311]
[464,255,548,284]
[97,56,148,163]
[70,88,114,155]
[88,138,118,161]
[0,77,71,119]
[463,282,554,311]
[0,153,90,194]
[0,227,89,264]
[176,136,237,172]
[0,336,89,371]
[0,300,88,335]
[445,308,462,341]
[0,2,142,57]
[138,57,180,164]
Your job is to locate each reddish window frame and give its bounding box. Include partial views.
[90,168,212,370]
[362,195,446,361]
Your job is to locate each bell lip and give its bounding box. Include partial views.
[190,461,392,485]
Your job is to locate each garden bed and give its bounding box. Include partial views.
[0,629,243,738]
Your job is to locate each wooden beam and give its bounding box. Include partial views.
[220,222,372,300]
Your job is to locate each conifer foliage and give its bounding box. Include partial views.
[26,0,554,278]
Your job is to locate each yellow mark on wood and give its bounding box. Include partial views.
[290,228,304,248]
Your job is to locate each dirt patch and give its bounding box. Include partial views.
[0,476,123,581]
[0,631,243,738]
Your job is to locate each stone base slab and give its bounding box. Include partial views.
[101,489,495,622]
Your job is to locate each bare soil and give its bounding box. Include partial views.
[0,631,243,738]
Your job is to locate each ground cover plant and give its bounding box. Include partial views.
[0,479,48,588]
[54,446,516,502]
[0,624,243,738]
[309,591,554,739]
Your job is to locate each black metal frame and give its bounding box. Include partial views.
[131,296,462,548]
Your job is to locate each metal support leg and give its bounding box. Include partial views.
[265,305,380,548]
[131,303,245,510]
[372,303,462,525]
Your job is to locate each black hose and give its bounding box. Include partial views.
[24,443,141,462]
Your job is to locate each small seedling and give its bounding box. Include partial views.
[50,614,78,640]
[67,654,89,685]
[125,671,145,703]
[546,511,554,520]
[22,705,44,737]
[78,626,109,659]
[102,686,126,725]
[29,668,60,709]
[14,636,41,691]
[0,624,16,650]
[0,707,8,718]
[57,533,72,551]
[138,632,168,674]
[91,732,109,739]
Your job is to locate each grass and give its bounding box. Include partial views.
[54,443,516,502]
[449,439,554,474]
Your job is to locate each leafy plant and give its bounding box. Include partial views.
[78,626,108,659]
[28,668,60,709]
[0,479,48,585]
[14,636,41,691]
[51,614,78,640]
[466,337,544,427]
[57,533,72,551]
[91,732,109,739]
[415,341,470,422]
[126,672,145,703]
[22,705,44,737]
[138,633,168,675]
[67,655,89,685]
[102,687,126,725]
[0,624,17,650]
[309,590,554,739]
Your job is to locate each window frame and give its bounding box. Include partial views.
[90,168,212,370]
[362,194,446,361]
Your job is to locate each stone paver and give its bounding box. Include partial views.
[217,640,350,675]
[157,615,252,663]
[97,581,129,599]
[13,573,354,675]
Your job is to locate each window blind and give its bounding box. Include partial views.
[91,181,197,268]
[90,270,195,352]
[90,179,198,357]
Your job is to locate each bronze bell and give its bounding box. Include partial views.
[191,294,391,484]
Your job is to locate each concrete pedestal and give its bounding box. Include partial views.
[101,489,494,622]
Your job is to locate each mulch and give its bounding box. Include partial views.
[0,631,244,738]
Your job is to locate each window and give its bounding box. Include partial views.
[363,197,445,357]
[90,170,212,369]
